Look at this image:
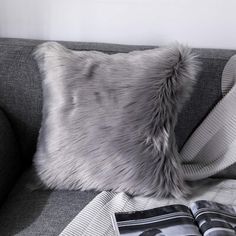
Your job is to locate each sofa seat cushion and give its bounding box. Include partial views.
[0,169,98,236]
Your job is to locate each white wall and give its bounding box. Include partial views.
[0,0,236,49]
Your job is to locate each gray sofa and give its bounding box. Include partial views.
[0,38,235,236]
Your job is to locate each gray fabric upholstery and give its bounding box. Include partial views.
[1,38,236,166]
[0,169,98,236]
[0,109,21,204]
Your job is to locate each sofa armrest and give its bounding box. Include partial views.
[0,109,22,205]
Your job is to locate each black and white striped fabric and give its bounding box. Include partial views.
[60,56,236,236]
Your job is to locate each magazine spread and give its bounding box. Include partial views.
[190,201,236,236]
[111,200,236,236]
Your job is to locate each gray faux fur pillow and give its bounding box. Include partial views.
[34,42,199,198]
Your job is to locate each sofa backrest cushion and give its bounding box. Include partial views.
[0,38,236,167]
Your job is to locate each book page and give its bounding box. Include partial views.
[190,200,236,236]
[112,204,201,236]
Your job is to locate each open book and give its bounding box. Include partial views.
[111,200,236,236]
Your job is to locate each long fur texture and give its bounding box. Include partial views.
[33,42,199,198]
